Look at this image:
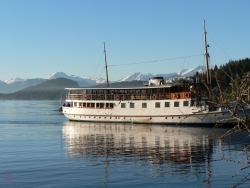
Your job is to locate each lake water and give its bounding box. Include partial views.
[0,100,250,187]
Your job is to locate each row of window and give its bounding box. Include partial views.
[68,102,114,108]
[121,101,189,108]
[68,101,191,109]
[68,88,171,95]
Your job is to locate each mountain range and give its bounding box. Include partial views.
[0,65,205,94]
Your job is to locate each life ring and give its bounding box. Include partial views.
[115,95,120,100]
[152,94,158,100]
[84,95,89,100]
[174,93,179,99]
[185,93,190,98]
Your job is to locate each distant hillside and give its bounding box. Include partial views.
[0,78,79,100]
[0,78,45,93]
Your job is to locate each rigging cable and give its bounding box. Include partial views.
[207,33,232,60]
[93,52,104,79]
[107,54,204,67]
[207,33,242,82]
[98,67,105,79]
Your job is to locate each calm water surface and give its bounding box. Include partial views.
[0,100,250,187]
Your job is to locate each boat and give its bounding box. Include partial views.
[62,21,249,125]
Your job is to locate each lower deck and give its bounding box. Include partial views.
[62,99,234,125]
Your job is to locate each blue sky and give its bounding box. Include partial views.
[0,0,249,81]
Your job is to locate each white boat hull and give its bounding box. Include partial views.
[62,99,238,125]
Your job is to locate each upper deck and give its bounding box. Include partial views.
[65,82,207,101]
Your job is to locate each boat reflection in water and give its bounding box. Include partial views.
[63,121,215,160]
[62,121,219,182]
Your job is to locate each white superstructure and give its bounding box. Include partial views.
[62,77,237,125]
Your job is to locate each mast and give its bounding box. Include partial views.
[104,42,109,87]
[204,20,210,85]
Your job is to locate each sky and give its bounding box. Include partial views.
[0,0,249,81]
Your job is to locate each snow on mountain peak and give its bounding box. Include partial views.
[45,72,106,85]
[45,72,68,79]
[1,66,206,85]
[117,66,206,82]
[4,78,25,84]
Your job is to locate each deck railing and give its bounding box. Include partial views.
[65,92,192,101]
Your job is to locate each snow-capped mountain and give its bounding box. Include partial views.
[46,72,105,86]
[117,72,154,82]
[177,65,205,77]
[46,72,83,82]
[82,76,106,85]
[4,78,25,84]
[118,66,205,82]
[0,78,45,93]
[0,66,206,93]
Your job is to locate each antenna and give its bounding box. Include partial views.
[104,42,109,87]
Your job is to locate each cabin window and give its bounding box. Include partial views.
[155,102,160,108]
[129,90,135,94]
[110,103,114,108]
[164,88,170,93]
[158,88,164,93]
[79,103,82,108]
[74,102,77,107]
[146,89,151,94]
[171,87,178,92]
[91,103,95,108]
[165,102,170,107]
[142,103,147,108]
[152,88,157,94]
[82,103,86,108]
[121,103,126,108]
[174,101,179,107]
[96,103,104,108]
[191,100,195,106]
[183,101,189,107]
[130,103,135,108]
